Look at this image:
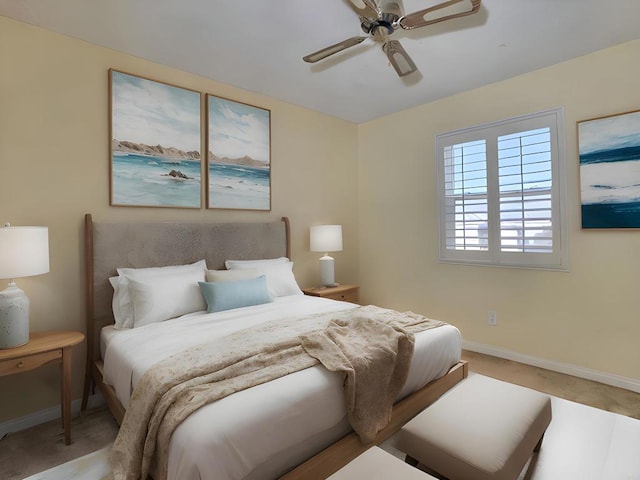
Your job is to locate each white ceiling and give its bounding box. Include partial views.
[2,0,639,123]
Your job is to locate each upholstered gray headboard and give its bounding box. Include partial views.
[83,213,290,366]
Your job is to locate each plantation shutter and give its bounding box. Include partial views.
[443,139,488,252]
[437,108,567,270]
[497,128,553,253]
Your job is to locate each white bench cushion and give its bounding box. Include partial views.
[327,446,437,479]
[395,374,552,480]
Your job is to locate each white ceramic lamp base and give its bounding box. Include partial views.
[319,254,338,287]
[0,282,30,349]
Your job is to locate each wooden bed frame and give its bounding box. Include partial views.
[80,213,467,479]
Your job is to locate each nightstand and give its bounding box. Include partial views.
[302,284,360,304]
[0,330,84,445]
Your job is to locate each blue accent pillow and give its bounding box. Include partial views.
[198,275,273,313]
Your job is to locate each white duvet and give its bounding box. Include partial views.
[102,295,461,480]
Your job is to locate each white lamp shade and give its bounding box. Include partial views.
[0,226,50,279]
[310,225,343,253]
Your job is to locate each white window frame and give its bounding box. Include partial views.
[436,108,568,270]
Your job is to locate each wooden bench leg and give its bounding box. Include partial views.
[405,455,420,467]
[534,432,545,453]
[405,456,449,480]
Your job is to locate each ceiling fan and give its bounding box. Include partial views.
[303,0,481,77]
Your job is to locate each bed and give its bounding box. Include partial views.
[80,214,467,479]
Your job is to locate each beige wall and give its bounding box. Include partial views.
[0,17,359,423]
[358,40,640,381]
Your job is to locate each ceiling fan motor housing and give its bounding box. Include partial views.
[360,1,402,37]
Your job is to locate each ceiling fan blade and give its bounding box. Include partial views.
[399,0,481,30]
[347,0,380,19]
[382,40,417,77]
[303,36,368,63]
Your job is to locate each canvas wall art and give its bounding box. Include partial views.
[110,70,202,208]
[206,94,271,211]
[578,109,640,228]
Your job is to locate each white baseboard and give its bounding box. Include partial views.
[0,393,104,438]
[463,339,640,394]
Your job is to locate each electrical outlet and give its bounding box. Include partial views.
[488,311,497,326]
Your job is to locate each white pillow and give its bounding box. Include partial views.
[128,269,207,327]
[111,260,206,328]
[226,260,302,297]
[205,269,260,283]
[116,259,207,280]
[224,257,289,270]
[109,276,128,328]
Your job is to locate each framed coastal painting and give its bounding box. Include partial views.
[578,109,640,228]
[109,70,202,208]
[206,94,271,210]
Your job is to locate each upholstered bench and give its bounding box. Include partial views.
[395,374,552,480]
[327,446,438,479]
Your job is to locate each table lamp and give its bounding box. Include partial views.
[0,224,50,349]
[310,225,343,287]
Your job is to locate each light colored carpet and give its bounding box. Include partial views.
[25,377,640,480]
[462,351,640,420]
[0,406,118,480]
[24,445,112,480]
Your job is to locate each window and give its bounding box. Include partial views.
[436,108,568,270]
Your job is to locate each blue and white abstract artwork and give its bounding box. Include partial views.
[579,110,640,228]
[110,70,202,208]
[207,95,271,211]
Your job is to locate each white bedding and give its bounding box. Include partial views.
[102,295,461,480]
